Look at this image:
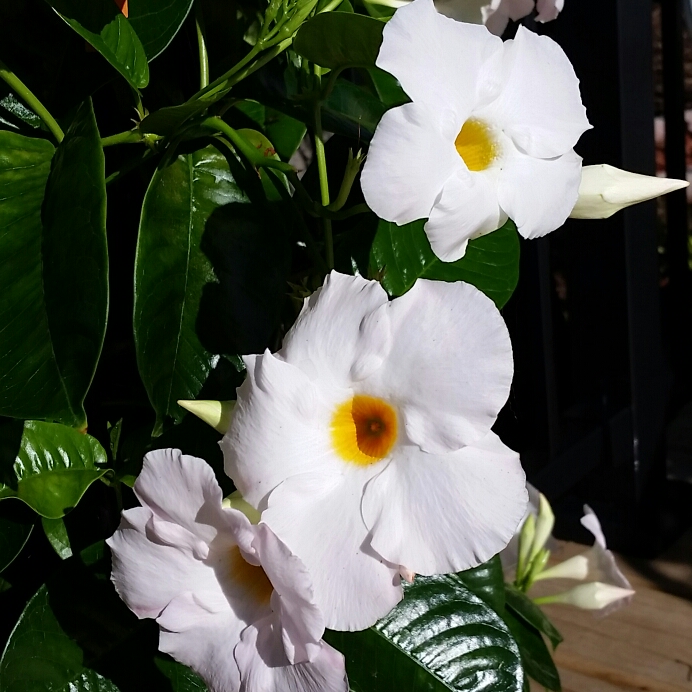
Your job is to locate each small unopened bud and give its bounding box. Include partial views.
[533,554,590,582]
[529,493,555,563]
[177,399,235,433]
[570,164,689,219]
[222,490,261,524]
[536,582,634,611]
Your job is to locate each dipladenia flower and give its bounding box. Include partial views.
[360,0,590,262]
[223,272,528,630]
[107,449,348,692]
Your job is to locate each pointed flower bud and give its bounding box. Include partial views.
[536,582,635,611]
[177,399,235,433]
[570,164,689,219]
[533,553,590,582]
[529,493,555,564]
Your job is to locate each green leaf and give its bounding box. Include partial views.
[505,585,563,650]
[502,609,561,692]
[139,101,209,136]
[368,67,408,108]
[234,102,307,161]
[128,0,195,61]
[294,12,384,70]
[326,573,524,692]
[324,78,387,136]
[134,145,247,435]
[0,101,108,428]
[0,421,108,519]
[455,554,506,613]
[41,516,73,560]
[155,657,208,691]
[45,0,149,88]
[0,511,33,573]
[369,218,520,308]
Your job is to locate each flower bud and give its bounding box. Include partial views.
[529,493,555,564]
[177,399,235,433]
[222,490,261,524]
[570,164,689,219]
[538,582,635,611]
[533,553,590,582]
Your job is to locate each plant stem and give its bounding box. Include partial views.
[195,3,209,90]
[0,58,63,143]
[313,94,334,269]
[190,44,262,102]
[101,130,142,147]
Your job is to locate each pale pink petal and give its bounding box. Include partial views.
[478,26,590,158]
[363,279,512,453]
[262,471,403,631]
[362,432,527,574]
[236,617,348,692]
[535,0,563,22]
[497,147,582,239]
[424,170,507,261]
[361,102,462,226]
[378,0,502,115]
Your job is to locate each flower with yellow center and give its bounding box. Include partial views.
[107,449,348,692]
[223,272,528,631]
[360,0,591,262]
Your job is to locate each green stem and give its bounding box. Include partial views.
[191,44,262,102]
[195,3,209,90]
[0,58,63,143]
[101,130,142,147]
[313,96,334,269]
[327,149,364,212]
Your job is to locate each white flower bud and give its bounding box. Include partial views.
[529,493,555,563]
[533,553,590,581]
[570,164,689,219]
[177,399,235,433]
[542,582,635,610]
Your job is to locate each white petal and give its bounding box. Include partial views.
[134,449,224,544]
[262,471,403,631]
[536,0,563,22]
[362,432,527,574]
[235,617,348,692]
[365,279,512,453]
[361,102,462,226]
[223,352,340,509]
[497,147,582,239]
[158,595,244,692]
[580,505,607,548]
[107,507,221,620]
[254,523,324,664]
[280,272,391,388]
[424,170,506,261]
[377,0,502,114]
[478,26,590,158]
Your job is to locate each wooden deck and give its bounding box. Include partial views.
[531,532,692,692]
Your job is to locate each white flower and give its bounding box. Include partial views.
[107,449,348,692]
[360,0,590,262]
[481,0,564,35]
[537,582,635,611]
[570,164,689,219]
[223,271,528,631]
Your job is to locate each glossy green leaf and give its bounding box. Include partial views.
[134,146,247,435]
[139,101,209,136]
[503,609,561,692]
[370,218,520,308]
[0,101,108,428]
[45,0,149,88]
[324,78,387,137]
[505,585,563,650]
[326,572,524,692]
[294,12,384,69]
[0,421,108,519]
[0,512,33,573]
[455,554,506,614]
[128,0,195,60]
[42,516,73,560]
[0,543,208,691]
[368,67,408,108]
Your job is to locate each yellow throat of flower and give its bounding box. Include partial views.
[229,546,273,604]
[331,394,397,466]
[455,119,498,172]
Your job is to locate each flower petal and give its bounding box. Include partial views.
[424,170,506,261]
[280,272,391,388]
[478,26,590,158]
[107,507,223,620]
[223,352,340,510]
[254,523,324,664]
[362,432,527,574]
[235,616,348,692]
[377,0,502,114]
[361,101,462,226]
[133,449,223,544]
[365,279,512,453]
[497,147,582,239]
[157,593,244,692]
[536,0,563,22]
[262,471,403,631]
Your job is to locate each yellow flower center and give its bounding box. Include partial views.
[455,119,498,172]
[331,395,397,466]
[229,546,273,604]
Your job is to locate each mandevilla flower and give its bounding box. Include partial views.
[107,449,348,692]
[360,0,591,262]
[223,271,528,631]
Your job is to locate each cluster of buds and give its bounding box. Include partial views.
[509,486,635,614]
